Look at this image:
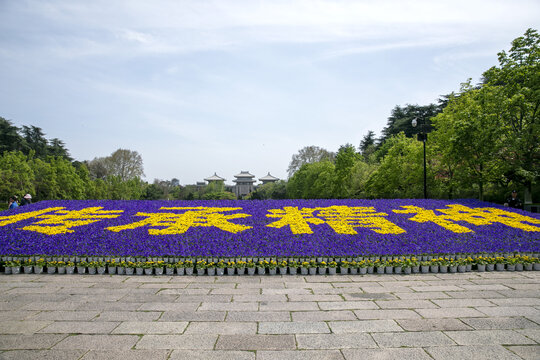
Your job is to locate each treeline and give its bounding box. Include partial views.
[285,29,539,204]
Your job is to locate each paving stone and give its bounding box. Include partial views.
[0,334,67,350]
[52,334,139,350]
[489,298,540,306]
[446,290,505,299]
[0,321,52,334]
[354,309,421,320]
[159,311,226,322]
[328,320,402,333]
[461,317,540,330]
[292,310,357,321]
[393,292,450,300]
[172,294,233,302]
[426,345,522,360]
[257,350,345,360]
[445,330,536,345]
[233,294,286,302]
[410,285,464,292]
[318,301,378,311]
[237,282,283,289]
[79,302,143,311]
[119,294,179,303]
[0,349,86,360]
[506,345,540,360]
[397,318,472,331]
[259,302,319,311]
[296,333,377,349]
[372,331,456,347]
[342,292,397,300]
[496,290,540,298]
[375,300,437,309]
[184,321,256,335]
[226,311,290,322]
[262,288,313,295]
[137,302,200,311]
[111,321,187,334]
[459,284,513,291]
[169,350,255,360]
[135,334,218,349]
[39,321,119,334]
[515,329,540,342]
[199,302,258,311]
[432,298,495,307]
[211,288,260,295]
[416,307,487,318]
[30,311,100,321]
[0,302,28,311]
[20,301,82,311]
[0,311,40,321]
[80,350,171,359]
[288,294,343,302]
[94,311,162,322]
[341,347,433,360]
[259,321,330,334]
[215,334,296,350]
[477,306,540,317]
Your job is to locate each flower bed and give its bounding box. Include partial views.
[0,199,538,259]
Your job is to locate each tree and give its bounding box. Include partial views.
[0,151,35,204]
[106,149,144,181]
[287,161,335,199]
[0,117,23,153]
[249,181,288,200]
[47,138,72,160]
[21,125,49,158]
[482,28,540,203]
[287,146,335,178]
[359,131,377,160]
[333,144,359,198]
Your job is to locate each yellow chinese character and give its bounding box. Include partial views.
[11,207,124,235]
[317,206,405,235]
[266,206,324,234]
[394,204,540,233]
[106,207,252,235]
[0,207,64,227]
[266,205,404,234]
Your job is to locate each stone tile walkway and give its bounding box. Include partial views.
[0,272,539,359]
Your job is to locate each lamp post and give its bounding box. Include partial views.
[411,118,427,199]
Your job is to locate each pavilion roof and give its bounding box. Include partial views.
[259,172,280,181]
[204,172,226,181]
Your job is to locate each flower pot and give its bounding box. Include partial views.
[515,263,523,272]
[477,264,486,272]
[318,268,327,275]
[34,266,43,274]
[165,268,174,275]
[257,267,266,275]
[486,264,495,271]
[448,266,457,273]
[136,268,144,275]
[339,267,348,275]
[403,267,411,275]
[11,267,21,274]
[97,267,106,275]
[88,267,97,275]
[207,268,216,276]
[24,266,33,274]
[144,268,153,275]
[216,268,225,276]
[412,266,419,273]
[185,268,194,276]
[506,264,515,272]
[77,266,86,274]
[66,266,75,274]
[359,267,367,275]
[196,268,205,276]
[247,267,256,275]
[466,264,472,272]
[367,266,374,274]
[496,263,505,271]
[430,265,439,273]
[394,266,402,274]
[524,264,533,271]
[226,267,234,275]
[328,268,337,275]
[269,268,277,275]
[534,263,540,271]
[108,266,117,275]
[58,267,66,274]
[308,268,316,275]
[153,267,163,275]
[421,266,430,273]
[300,268,308,275]
[236,268,245,275]
[279,267,288,275]
[439,265,448,273]
[176,267,185,275]
[124,268,134,275]
[350,268,358,275]
[385,266,393,274]
[289,267,298,275]
[457,265,466,273]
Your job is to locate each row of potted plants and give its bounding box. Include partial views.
[3,255,539,275]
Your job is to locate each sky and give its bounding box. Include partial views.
[1,0,539,185]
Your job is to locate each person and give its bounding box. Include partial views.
[505,190,522,209]
[8,196,19,209]
[20,194,32,206]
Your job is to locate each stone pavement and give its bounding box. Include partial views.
[0,272,539,360]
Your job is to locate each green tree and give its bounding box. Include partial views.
[333,144,359,198]
[358,131,377,161]
[287,161,335,199]
[0,117,23,153]
[0,151,35,204]
[21,125,49,158]
[287,146,335,178]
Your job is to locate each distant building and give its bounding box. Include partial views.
[233,171,256,198]
[204,173,226,184]
[258,172,280,185]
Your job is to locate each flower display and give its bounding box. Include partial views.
[0,199,538,257]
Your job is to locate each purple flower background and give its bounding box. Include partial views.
[0,199,538,256]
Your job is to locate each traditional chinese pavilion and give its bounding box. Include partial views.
[204,173,226,184]
[233,171,256,198]
[258,172,280,185]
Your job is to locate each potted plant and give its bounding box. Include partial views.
[207,261,216,276]
[96,261,106,275]
[174,261,185,275]
[328,261,338,275]
[107,259,117,275]
[23,259,34,274]
[288,260,298,275]
[7,260,21,274]
[34,258,46,274]
[438,258,449,273]
[393,259,402,274]
[495,257,506,271]
[216,260,226,276]
[246,260,256,275]
[384,260,394,274]
[257,260,267,275]
[401,258,413,275]
[300,261,309,275]
[154,260,165,275]
[65,261,75,274]
[278,260,288,275]
[475,256,487,272]
[268,260,278,275]
[185,260,194,275]
[339,261,349,275]
[87,261,98,275]
[318,261,328,275]
[236,260,246,275]
[196,260,207,276]
[57,261,67,274]
[506,256,517,272]
[420,261,430,274]
[76,261,88,274]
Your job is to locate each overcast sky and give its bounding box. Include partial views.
[1,0,538,185]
